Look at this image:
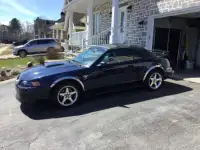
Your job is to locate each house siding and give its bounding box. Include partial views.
[94,0,200,47]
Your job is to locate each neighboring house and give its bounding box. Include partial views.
[50,11,85,44]
[63,0,200,69]
[0,25,16,43]
[34,18,55,39]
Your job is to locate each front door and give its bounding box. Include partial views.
[84,48,142,91]
[26,40,39,53]
[119,7,127,44]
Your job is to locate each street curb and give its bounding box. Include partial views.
[0,78,16,85]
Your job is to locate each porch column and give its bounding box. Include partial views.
[110,0,119,44]
[68,11,73,45]
[64,12,69,52]
[52,30,55,38]
[86,0,93,44]
[61,30,64,40]
[56,30,59,39]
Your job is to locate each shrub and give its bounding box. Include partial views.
[46,48,60,60]
[32,56,45,65]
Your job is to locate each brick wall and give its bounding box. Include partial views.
[94,0,200,47]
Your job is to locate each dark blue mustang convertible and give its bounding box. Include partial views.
[15,44,174,107]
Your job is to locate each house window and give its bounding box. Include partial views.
[93,13,100,35]
[120,12,125,32]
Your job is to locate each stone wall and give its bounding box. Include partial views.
[94,1,112,32]
[94,0,200,47]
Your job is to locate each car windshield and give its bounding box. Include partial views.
[72,46,106,67]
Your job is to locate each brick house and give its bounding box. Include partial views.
[63,0,200,69]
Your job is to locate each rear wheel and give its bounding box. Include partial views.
[51,82,81,107]
[145,70,163,90]
[18,50,27,58]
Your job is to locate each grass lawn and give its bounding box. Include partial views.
[0,57,33,68]
[0,55,68,68]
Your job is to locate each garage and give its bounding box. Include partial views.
[146,7,200,72]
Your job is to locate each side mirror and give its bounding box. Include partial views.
[97,62,106,68]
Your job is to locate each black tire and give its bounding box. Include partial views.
[18,50,27,58]
[51,81,81,107]
[145,70,164,91]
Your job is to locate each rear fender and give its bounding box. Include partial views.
[143,65,164,81]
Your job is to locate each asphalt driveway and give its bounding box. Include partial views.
[1,79,200,150]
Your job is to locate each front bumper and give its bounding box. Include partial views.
[13,50,18,56]
[15,84,50,104]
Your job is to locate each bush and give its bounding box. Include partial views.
[46,48,60,60]
[32,56,45,65]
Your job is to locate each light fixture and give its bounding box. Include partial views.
[109,12,112,17]
[127,5,132,12]
[60,12,65,16]
[138,20,147,27]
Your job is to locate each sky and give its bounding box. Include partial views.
[0,0,64,25]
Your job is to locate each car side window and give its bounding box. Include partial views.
[115,49,143,62]
[101,49,143,65]
[37,40,48,45]
[48,39,56,44]
[28,40,38,46]
[100,52,117,64]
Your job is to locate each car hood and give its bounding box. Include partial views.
[19,61,84,81]
[15,45,25,49]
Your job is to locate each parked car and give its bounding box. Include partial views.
[15,44,174,107]
[13,38,64,57]
[13,39,29,47]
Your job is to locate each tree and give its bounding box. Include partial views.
[9,18,22,40]
[21,21,34,40]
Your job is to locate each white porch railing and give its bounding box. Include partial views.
[71,31,87,46]
[83,28,111,48]
[64,26,128,54]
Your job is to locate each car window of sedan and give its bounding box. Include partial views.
[101,48,143,65]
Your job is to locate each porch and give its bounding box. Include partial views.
[50,22,66,41]
[63,0,130,50]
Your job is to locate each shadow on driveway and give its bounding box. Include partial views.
[20,81,193,120]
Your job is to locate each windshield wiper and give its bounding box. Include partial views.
[70,60,83,66]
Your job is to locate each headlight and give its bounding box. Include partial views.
[20,81,40,87]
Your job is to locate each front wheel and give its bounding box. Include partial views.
[145,71,163,91]
[18,50,27,58]
[51,82,81,107]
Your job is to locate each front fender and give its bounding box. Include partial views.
[50,76,85,91]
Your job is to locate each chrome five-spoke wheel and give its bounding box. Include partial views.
[52,82,81,107]
[147,72,163,90]
[57,86,78,106]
